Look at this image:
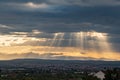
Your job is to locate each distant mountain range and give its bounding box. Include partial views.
[0,59,120,68]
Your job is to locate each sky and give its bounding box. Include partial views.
[0,0,120,60]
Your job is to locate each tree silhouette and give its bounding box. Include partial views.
[104,68,120,80]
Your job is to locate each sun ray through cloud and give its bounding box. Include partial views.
[0,0,120,60]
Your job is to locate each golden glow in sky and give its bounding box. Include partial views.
[0,30,119,60]
[0,0,120,61]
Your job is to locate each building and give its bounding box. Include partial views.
[94,71,105,80]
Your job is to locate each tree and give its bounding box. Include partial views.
[81,72,100,80]
[104,68,120,80]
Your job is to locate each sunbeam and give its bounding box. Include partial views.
[50,32,65,47]
[86,31,112,52]
[56,33,65,47]
[46,31,113,57]
[0,31,118,60]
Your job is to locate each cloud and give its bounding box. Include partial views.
[0,24,13,29]
[2,2,60,12]
[1,5,120,34]
[47,0,120,6]
[0,50,120,60]
[14,2,49,9]
[1,0,120,13]
[25,2,48,8]
[0,0,120,60]
[0,1,120,34]
[5,2,49,11]
[0,52,95,60]
[0,30,44,46]
[0,24,15,34]
[1,0,120,6]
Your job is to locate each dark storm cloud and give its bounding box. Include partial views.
[0,0,120,52]
[0,0,47,3]
[0,0,120,34]
[1,0,120,6]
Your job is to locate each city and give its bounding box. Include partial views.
[0,59,120,80]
